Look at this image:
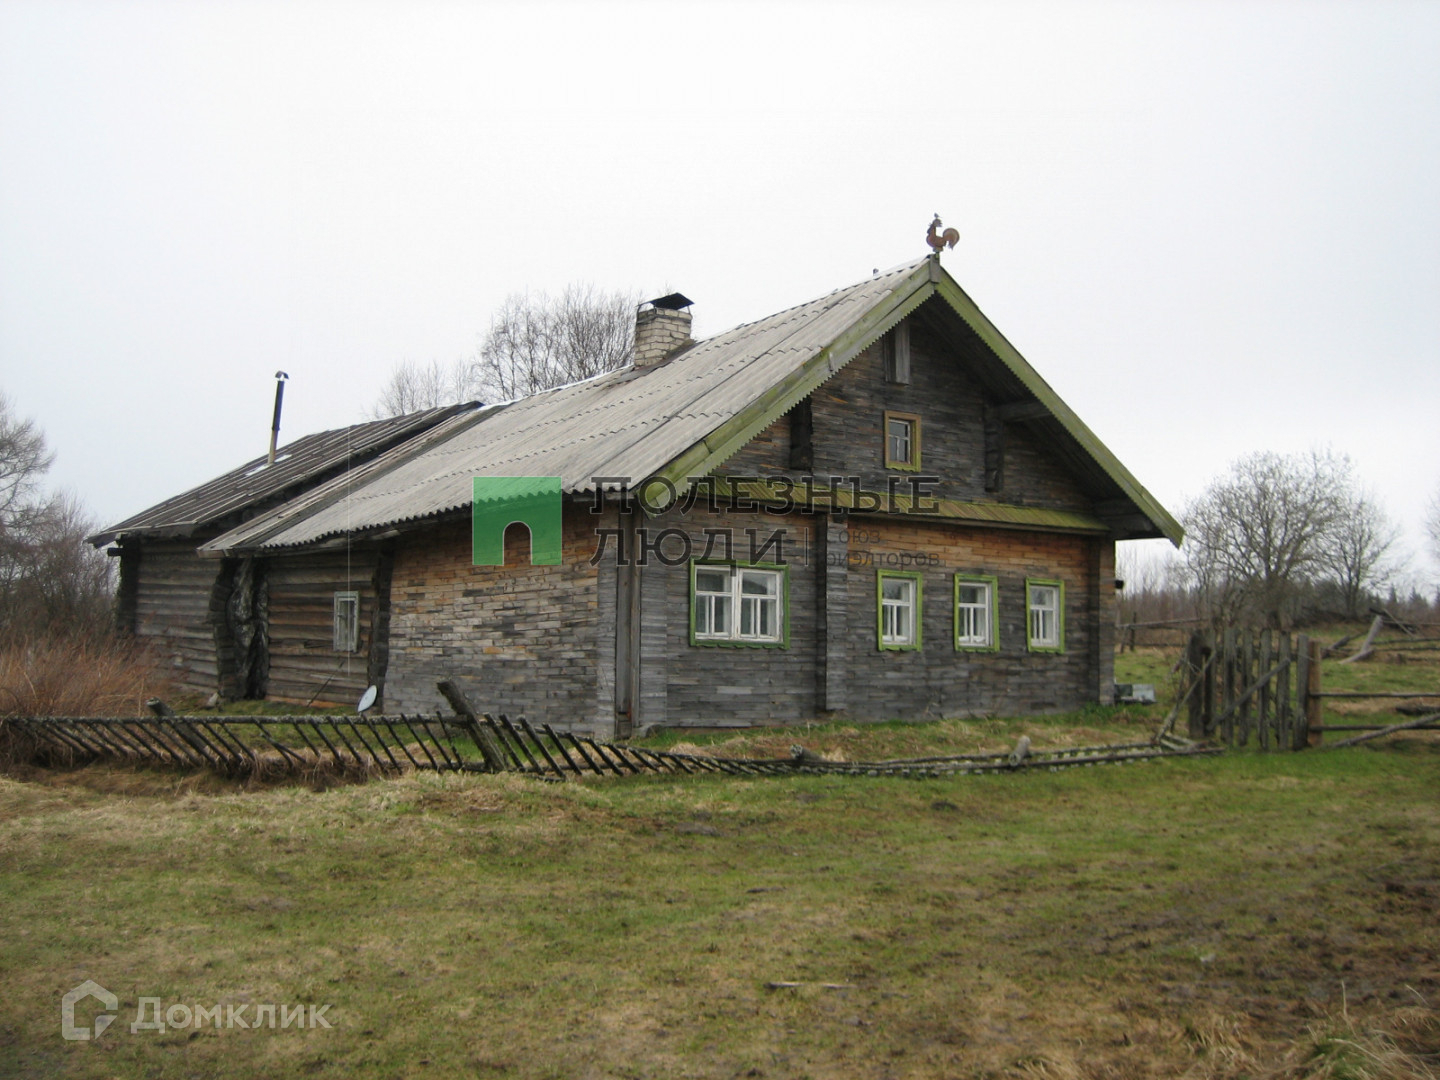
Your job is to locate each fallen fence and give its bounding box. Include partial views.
[3,683,1222,781]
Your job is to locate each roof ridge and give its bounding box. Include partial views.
[688,257,928,349]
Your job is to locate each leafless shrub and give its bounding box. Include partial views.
[0,636,163,719]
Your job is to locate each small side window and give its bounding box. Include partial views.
[1026,579,1064,652]
[333,591,360,653]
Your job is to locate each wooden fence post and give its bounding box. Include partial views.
[1284,633,1296,754]
[436,679,510,773]
[1186,631,1207,740]
[1257,630,1272,750]
[1305,638,1323,747]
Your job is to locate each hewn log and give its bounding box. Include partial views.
[1340,615,1384,664]
[1008,735,1032,768]
[436,680,508,772]
[1327,713,1440,749]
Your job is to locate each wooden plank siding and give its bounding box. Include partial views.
[837,517,1107,719]
[643,506,820,727]
[131,541,228,696]
[636,507,1111,726]
[721,320,1097,514]
[264,549,380,707]
[648,310,1115,727]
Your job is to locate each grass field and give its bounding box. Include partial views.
[1,632,1437,1078]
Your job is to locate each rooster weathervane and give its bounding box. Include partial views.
[926,214,959,254]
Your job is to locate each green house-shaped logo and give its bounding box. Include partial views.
[472,476,563,566]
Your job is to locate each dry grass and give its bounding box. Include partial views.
[0,636,164,719]
[0,636,167,770]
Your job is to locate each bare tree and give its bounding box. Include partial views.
[366,359,481,421]
[0,394,114,640]
[1321,489,1403,619]
[473,283,638,401]
[366,284,639,419]
[1181,449,1352,628]
[1427,482,1440,570]
[0,392,54,531]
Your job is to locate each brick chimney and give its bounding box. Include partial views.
[633,292,694,367]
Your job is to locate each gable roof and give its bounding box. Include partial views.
[198,256,1181,555]
[88,403,476,547]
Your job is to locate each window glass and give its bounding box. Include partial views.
[1027,582,1062,649]
[956,579,993,647]
[692,564,785,645]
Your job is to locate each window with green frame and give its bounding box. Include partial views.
[1025,578,1065,652]
[690,561,789,648]
[882,411,921,471]
[877,570,923,651]
[953,574,999,651]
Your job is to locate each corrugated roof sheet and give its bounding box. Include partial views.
[195,255,1181,554]
[202,260,932,553]
[89,403,476,546]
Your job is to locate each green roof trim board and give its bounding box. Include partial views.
[929,273,1183,546]
[693,477,1109,535]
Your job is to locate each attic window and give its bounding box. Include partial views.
[883,411,921,471]
[882,320,911,384]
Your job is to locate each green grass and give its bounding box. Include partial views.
[2,715,1437,1079]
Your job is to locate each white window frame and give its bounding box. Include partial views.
[954,575,998,650]
[333,591,360,653]
[1026,579,1064,652]
[878,571,922,650]
[690,563,786,646]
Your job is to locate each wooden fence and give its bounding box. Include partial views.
[1180,629,1322,750]
[6,711,1222,779]
[5,676,1226,781]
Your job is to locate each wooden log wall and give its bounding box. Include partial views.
[132,541,228,696]
[265,548,380,708]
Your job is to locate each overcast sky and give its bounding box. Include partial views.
[2,1,1437,577]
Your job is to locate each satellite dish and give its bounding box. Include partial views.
[357,685,378,713]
